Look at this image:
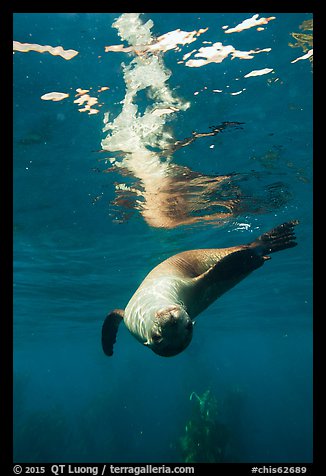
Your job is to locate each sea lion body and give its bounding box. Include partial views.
[124,246,242,341]
[102,221,298,357]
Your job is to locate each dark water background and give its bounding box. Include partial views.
[13,13,312,463]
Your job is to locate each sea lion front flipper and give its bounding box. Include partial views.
[192,220,299,302]
[248,220,299,255]
[102,309,124,357]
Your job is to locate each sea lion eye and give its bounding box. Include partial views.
[185,321,193,330]
[151,331,162,342]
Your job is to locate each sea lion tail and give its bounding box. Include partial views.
[249,220,299,256]
[102,309,124,356]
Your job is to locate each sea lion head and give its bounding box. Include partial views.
[146,304,193,357]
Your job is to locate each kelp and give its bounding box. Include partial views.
[180,390,230,463]
[289,19,313,64]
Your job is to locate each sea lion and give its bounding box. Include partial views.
[102,220,298,357]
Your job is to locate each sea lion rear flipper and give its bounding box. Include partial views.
[249,220,299,255]
[101,309,124,357]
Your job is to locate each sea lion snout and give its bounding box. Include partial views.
[155,305,185,325]
[149,305,193,357]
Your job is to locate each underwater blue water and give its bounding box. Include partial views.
[13,13,313,463]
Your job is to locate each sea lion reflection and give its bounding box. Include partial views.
[103,123,239,228]
[107,161,289,229]
[101,123,290,228]
[112,164,241,228]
